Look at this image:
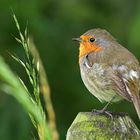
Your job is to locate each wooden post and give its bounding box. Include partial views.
[66,111,140,140]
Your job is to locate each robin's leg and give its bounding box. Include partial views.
[101,95,116,112]
[92,95,116,115]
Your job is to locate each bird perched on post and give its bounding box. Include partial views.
[73,28,140,119]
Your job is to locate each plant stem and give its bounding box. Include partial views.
[29,38,59,140]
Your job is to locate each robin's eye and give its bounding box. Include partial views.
[89,38,95,43]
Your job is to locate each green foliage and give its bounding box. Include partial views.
[0,14,51,140]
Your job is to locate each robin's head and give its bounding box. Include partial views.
[73,28,116,58]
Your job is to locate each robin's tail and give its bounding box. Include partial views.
[132,94,140,120]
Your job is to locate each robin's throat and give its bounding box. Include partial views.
[79,43,102,58]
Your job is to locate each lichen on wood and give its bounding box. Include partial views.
[66,111,140,140]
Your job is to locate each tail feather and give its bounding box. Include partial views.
[132,94,140,120]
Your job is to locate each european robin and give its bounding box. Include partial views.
[73,28,140,119]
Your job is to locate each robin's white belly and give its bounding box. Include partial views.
[80,63,123,103]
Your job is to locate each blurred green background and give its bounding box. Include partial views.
[0,0,140,139]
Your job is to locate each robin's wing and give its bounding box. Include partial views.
[108,64,140,102]
[109,64,140,119]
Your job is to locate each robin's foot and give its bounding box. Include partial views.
[92,109,113,119]
[92,109,128,118]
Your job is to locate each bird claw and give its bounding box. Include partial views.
[92,109,114,120]
[92,109,128,121]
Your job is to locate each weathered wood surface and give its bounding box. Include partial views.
[66,111,140,140]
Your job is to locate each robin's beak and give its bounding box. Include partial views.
[72,38,82,42]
